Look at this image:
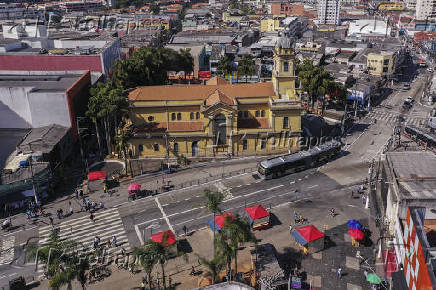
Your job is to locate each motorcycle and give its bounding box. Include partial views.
[2,219,11,231]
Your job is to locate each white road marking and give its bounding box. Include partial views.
[307,185,319,189]
[155,197,174,234]
[135,224,144,245]
[244,189,265,197]
[268,185,284,191]
[290,181,296,184]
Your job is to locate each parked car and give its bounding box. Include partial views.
[428,67,433,73]
[405,96,415,103]
[401,83,411,91]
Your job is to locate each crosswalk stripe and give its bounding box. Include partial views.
[39,208,119,232]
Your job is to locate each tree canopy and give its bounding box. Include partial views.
[237,54,255,82]
[216,55,234,79]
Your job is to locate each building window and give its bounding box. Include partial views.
[243,111,248,118]
[261,110,265,117]
[383,59,389,65]
[283,117,289,128]
[148,116,154,122]
[138,144,144,152]
[283,61,289,72]
[255,110,260,117]
[153,144,160,152]
[242,139,248,150]
[190,112,195,120]
[174,143,179,154]
[383,67,388,73]
[238,111,242,118]
[177,113,182,120]
[196,112,200,119]
[261,138,267,149]
[171,113,176,121]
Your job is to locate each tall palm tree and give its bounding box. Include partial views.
[215,231,233,281]
[237,54,255,83]
[204,189,224,256]
[115,126,133,174]
[134,244,158,290]
[198,255,225,284]
[26,230,89,290]
[216,55,234,80]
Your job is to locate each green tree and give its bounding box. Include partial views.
[86,89,104,156]
[133,244,158,290]
[150,3,160,14]
[204,190,224,256]
[237,54,255,83]
[26,230,89,290]
[115,126,133,174]
[178,48,194,81]
[197,256,224,284]
[216,55,234,79]
[215,215,256,280]
[297,59,333,111]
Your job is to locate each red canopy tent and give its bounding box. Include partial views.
[208,212,234,231]
[88,170,106,181]
[151,230,176,247]
[245,205,270,230]
[296,225,324,243]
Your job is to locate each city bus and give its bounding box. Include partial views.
[404,125,436,151]
[257,140,342,179]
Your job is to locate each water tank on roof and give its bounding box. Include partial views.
[19,160,28,167]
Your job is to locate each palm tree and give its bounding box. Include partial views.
[215,231,233,281]
[224,215,256,276]
[216,55,234,80]
[237,54,255,83]
[86,87,104,156]
[115,126,133,174]
[198,255,225,284]
[26,230,89,290]
[134,245,158,290]
[204,189,224,256]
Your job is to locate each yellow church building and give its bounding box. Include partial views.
[127,39,303,158]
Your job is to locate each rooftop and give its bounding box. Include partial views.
[0,74,82,92]
[387,151,436,200]
[347,19,391,37]
[129,82,275,102]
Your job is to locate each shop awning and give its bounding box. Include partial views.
[88,170,106,181]
[245,204,269,220]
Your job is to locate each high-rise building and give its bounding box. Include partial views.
[317,0,341,25]
[416,0,436,20]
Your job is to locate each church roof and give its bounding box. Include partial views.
[129,82,275,102]
[205,89,235,106]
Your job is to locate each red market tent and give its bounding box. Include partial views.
[208,212,234,231]
[151,230,176,247]
[88,170,106,181]
[296,225,324,243]
[128,183,141,191]
[348,229,364,240]
[245,205,270,230]
[245,204,269,220]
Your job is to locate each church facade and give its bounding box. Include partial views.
[127,41,303,158]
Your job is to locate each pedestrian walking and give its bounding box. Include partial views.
[190,265,195,276]
[49,216,53,226]
[337,267,342,279]
[351,190,354,198]
[183,225,187,236]
[111,235,117,247]
[69,206,73,215]
[89,212,94,222]
[103,183,107,193]
[362,195,366,205]
[99,201,104,209]
[140,281,145,290]
[75,190,79,199]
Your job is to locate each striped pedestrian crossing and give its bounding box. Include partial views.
[0,236,15,265]
[366,110,427,127]
[37,208,130,273]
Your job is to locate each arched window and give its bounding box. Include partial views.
[171,113,176,120]
[255,110,260,117]
[196,112,200,119]
[177,113,182,120]
[153,144,160,152]
[174,143,179,154]
[283,61,289,72]
[261,110,265,117]
[138,144,144,152]
[190,112,195,120]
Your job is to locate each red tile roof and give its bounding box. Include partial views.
[205,89,234,106]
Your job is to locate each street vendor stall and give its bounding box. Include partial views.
[151,230,176,247]
[290,225,324,255]
[245,205,270,230]
[348,228,364,247]
[207,212,234,232]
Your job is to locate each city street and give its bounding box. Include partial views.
[0,65,433,288]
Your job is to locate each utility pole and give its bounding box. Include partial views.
[76,117,89,174]
[29,156,39,206]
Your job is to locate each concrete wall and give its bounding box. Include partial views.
[0,87,70,129]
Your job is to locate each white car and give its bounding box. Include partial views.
[405,96,415,103]
[428,67,433,73]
